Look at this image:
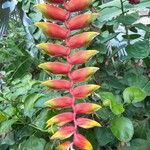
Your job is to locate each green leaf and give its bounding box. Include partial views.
[24,94,42,118]
[134,23,150,33]
[44,142,57,150]
[122,34,141,40]
[97,107,115,120]
[33,109,54,131]
[126,41,150,59]
[4,105,17,117]
[100,92,124,115]
[143,81,150,96]
[0,131,15,146]
[97,0,150,23]
[0,118,18,134]
[18,136,46,150]
[134,119,149,139]
[110,117,134,142]
[117,13,139,25]
[0,111,7,122]
[122,139,150,150]
[123,86,146,104]
[95,127,115,146]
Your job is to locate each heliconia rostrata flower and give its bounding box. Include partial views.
[35,0,101,149]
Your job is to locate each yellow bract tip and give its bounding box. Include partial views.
[38,63,48,70]
[36,43,47,49]
[91,13,99,21]
[34,4,47,11]
[86,50,99,58]
[44,99,53,107]
[34,22,47,30]
[90,84,101,90]
[90,67,99,72]
[41,80,52,87]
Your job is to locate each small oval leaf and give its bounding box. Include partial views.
[110,117,134,142]
[123,86,146,104]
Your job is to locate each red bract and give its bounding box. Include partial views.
[74,134,93,150]
[35,22,70,39]
[46,112,74,127]
[45,96,73,108]
[35,4,69,21]
[76,118,101,129]
[51,126,75,140]
[70,67,99,83]
[36,43,70,57]
[36,0,102,149]
[42,80,71,90]
[56,141,72,150]
[68,50,98,65]
[66,32,99,48]
[66,13,98,30]
[128,0,140,4]
[65,0,95,12]
[75,103,101,114]
[47,0,64,3]
[72,84,100,99]
[38,62,71,74]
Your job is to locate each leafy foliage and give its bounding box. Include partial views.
[0,0,150,149]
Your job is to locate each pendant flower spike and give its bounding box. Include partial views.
[35,0,101,149]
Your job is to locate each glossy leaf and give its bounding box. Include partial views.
[100,92,124,115]
[123,86,146,103]
[110,117,134,142]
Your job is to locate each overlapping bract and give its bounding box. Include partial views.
[35,22,70,39]
[64,0,95,12]
[65,13,98,30]
[37,43,70,57]
[35,4,69,21]
[36,0,101,149]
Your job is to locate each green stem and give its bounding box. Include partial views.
[120,0,130,45]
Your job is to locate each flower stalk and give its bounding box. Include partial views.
[35,0,101,149]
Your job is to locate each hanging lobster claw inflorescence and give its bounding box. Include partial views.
[35,0,101,149]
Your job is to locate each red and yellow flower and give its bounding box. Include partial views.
[35,0,101,149]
